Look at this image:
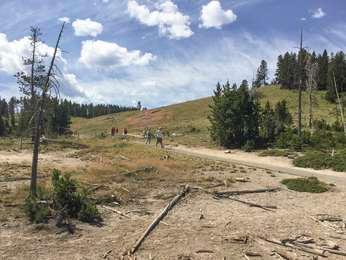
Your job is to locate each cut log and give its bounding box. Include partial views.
[214,187,280,198]
[226,197,277,211]
[130,185,190,254]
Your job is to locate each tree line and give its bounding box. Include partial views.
[0,96,137,137]
[253,50,346,102]
[275,50,346,101]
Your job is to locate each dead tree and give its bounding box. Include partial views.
[333,73,346,136]
[15,27,45,141]
[297,29,304,138]
[306,55,318,131]
[30,23,65,196]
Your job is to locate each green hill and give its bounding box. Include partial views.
[72,86,339,146]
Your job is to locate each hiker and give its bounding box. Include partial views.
[115,128,119,135]
[145,128,152,144]
[156,128,164,148]
[123,128,128,135]
[111,127,115,137]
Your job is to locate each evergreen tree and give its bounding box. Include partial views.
[255,60,268,87]
[209,81,260,148]
[317,50,329,90]
[0,116,5,136]
[261,102,276,143]
[274,99,292,134]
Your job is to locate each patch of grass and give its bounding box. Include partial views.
[293,150,346,172]
[259,149,296,158]
[281,177,329,193]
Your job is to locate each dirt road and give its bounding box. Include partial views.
[166,145,346,184]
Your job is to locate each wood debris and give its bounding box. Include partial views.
[129,185,190,255]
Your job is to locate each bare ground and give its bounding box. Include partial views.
[1,142,346,260]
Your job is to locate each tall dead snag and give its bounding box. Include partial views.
[306,55,318,131]
[129,185,190,255]
[297,29,304,138]
[333,73,346,136]
[30,23,65,196]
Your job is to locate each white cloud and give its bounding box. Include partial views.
[301,17,306,21]
[79,39,156,68]
[72,18,103,37]
[58,17,70,23]
[102,0,109,3]
[200,1,237,29]
[311,8,326,19]
[127,0,193,40]
[0,33,59,75]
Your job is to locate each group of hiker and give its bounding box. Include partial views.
[110,127,127,137]
[109,126,164,148]
[144,127,164,148]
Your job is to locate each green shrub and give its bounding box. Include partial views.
[259,149,295,157]
[24,196,50,224]
[281,177,329,193]
[241,140,256,152]
[78,202,101,223]
[51,169,101,223]
[275,128,305,151]
[293,150,346,172]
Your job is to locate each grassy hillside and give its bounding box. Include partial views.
[72,86,339,146]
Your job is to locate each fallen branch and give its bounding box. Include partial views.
[102,205,130,219]
[214,187,280,198]
[195,249,214,254]
[293,241,346,257]
[226,197,277,211]
[130,185,190,254]
[310,216,345,234]
[257,236,327,257]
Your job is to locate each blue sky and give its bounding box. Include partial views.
[0,0,345,107]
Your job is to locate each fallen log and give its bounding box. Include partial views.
[130,185,190,254]
[214,187,280,198]
[293,241,346,257]
[257,236,327,257]
[226,197,277,211]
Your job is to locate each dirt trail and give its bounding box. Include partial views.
[167,144,346,184]
[0,150,85,169]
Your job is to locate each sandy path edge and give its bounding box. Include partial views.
[166,144,346,184]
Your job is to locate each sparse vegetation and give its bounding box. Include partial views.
[281,177,329,193]
[293,150,346,172]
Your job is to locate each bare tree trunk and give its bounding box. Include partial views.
[308,86,312,129]
[30,23,65,196]
[298,29,303,138]
[30,28,39,141]
[333,74,346,136]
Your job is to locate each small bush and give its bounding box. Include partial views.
[241,140,256,152]
[24,196,50,224]
[259,149,295,158]
[293,150,346,172]
[78,202,101,223]
[24,186,51,223]
[51,169,101,223]
[281,177,329,193]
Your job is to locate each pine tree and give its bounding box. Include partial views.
[317,50,329,90]
[261,102,276,143]
[209,81,260,148]
[255,60,268,87]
